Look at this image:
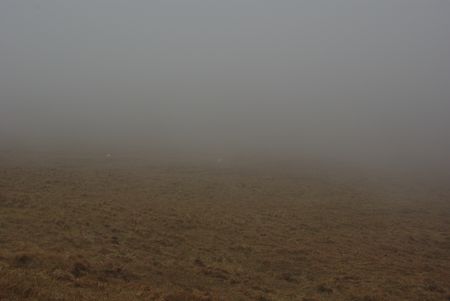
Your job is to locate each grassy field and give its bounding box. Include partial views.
[0,154,449,300]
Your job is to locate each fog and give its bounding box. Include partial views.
[1,1,449,171]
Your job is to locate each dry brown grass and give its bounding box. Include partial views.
[0,156,449,300]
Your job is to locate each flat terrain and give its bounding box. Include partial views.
[0,155,449,300]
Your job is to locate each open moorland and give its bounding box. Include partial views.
[0,153,449,300]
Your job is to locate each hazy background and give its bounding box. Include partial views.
[1,0,449,171]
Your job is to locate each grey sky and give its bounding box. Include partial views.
[1,1,449,169]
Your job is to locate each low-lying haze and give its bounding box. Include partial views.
[1,0,449,171]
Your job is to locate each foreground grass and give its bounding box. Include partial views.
[0,165,449,300]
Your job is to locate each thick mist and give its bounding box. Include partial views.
[1,1,449,171]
